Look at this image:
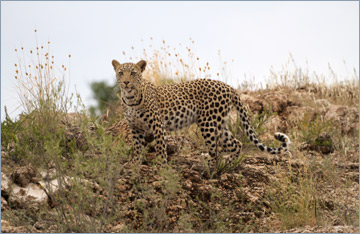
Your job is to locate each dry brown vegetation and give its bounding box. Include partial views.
[1,36,359,233]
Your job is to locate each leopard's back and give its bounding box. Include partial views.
[154,79,234,131]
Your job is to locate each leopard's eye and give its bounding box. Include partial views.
[119,71,124,76]
[131,71,136,76]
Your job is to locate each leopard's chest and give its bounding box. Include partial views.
[124,108,151,132]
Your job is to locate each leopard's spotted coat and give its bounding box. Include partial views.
[112,60,290,167]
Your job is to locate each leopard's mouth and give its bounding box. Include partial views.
[124,88,137,100]
[122,89,142,107]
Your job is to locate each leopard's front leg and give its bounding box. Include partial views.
[151,116,167,162]
[130,129,146,163]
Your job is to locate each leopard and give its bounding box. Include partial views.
[112,59,290,168]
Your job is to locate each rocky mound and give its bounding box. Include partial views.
[1,87,358,233]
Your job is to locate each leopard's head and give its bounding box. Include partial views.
[112,60,147,106]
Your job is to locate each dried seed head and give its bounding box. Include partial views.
[34,29,37,32]
[14,64,17,67]
[15,76,17,79]
[30,50,33,54]
[15,49,17,52]
[68,54,71,58]
[16,70,18,74]
[217,73,219,76]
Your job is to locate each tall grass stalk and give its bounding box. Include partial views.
[14,31,74,117]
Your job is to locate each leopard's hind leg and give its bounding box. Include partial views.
[219,127,243,166]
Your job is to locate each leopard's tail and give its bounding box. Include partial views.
[232,92,290,154]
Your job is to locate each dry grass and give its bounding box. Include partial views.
[119,38,226,85]
[266,53,359,107]
[13,30,78,116]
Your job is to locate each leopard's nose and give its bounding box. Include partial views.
[123,81,129,87]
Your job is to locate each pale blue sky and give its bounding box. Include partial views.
[1,1,359,119]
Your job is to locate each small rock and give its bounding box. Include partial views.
[33,221,48,230]
[10,163,37,187]
[1,173,10,197]
[117,184,128,191]
[111,223,126,232]
[311,132,335,154]
[152,181,163,191]
[183,180,192,190]
[1,196,8,211]
[220,173,229,182]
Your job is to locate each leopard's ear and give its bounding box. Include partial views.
[136,60,147,73]
[112,59,121,71]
